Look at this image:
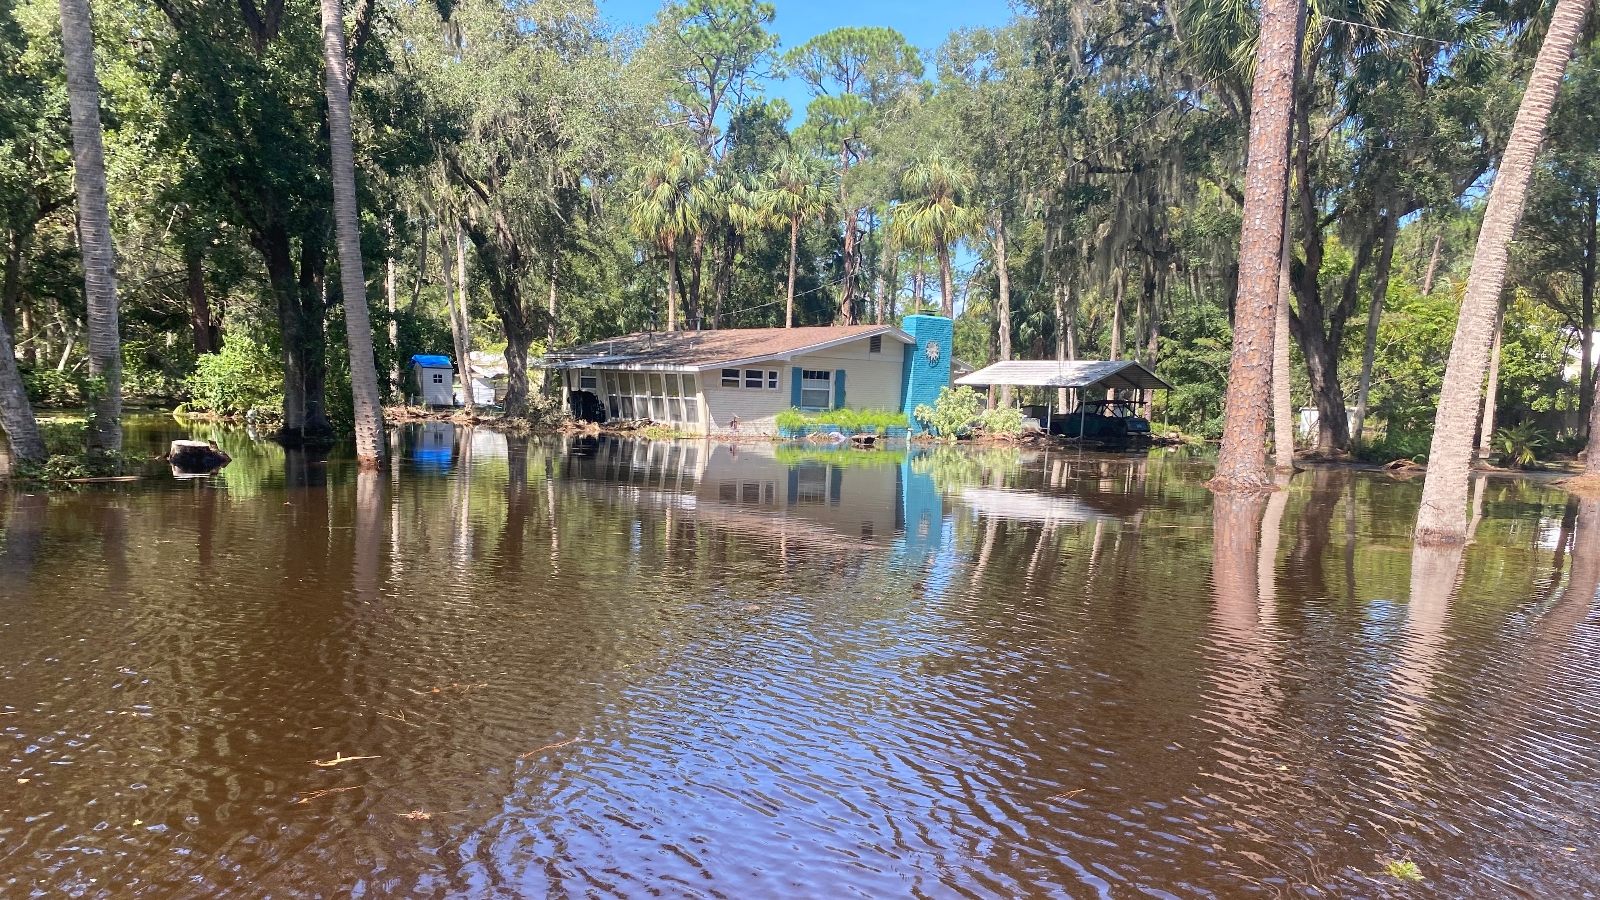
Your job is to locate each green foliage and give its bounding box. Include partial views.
[1156,298,1232,439]
[21,366,83,408]
[1491,422,1546,469]
[1351,431,1433,465]
[773,446,907,467]
[913,385,985,439]
[977,405,1023,436]
[774,406,909,433]
[1381,859,1424,883]
[182,337,283,418]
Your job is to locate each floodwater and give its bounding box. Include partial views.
[2,417,1599,899]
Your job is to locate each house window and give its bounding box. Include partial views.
[721,368,740,388]
[431,373,444,384]
[579,373,598,391]
[869,335,882,353]
[766,370,779,389]
[665,373,684,422]
[801,369,832,409]
[744,369,764,388]
[682,374,699,424]
[604,373,621,418]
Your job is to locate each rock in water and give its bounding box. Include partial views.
[170,439,232,475]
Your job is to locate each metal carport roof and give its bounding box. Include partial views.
[955,360,1173,392]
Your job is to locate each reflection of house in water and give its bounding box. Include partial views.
[560,438,945,558]
[410,422,456,474]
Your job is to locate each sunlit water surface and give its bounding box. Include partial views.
[2,416,1598,899]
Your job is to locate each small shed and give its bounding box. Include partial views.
[411,354,455,407]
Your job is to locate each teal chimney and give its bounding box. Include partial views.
[899,315,954,432]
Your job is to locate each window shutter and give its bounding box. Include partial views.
[790,367,803,407]
[833,369,846,409]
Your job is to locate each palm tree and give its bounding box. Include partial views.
[58,0,120,456]
[1415,0,1594,544]
[1210,0,1304,491]
[756,151,831,328]
[890,153,979,319]
[321,0,385,466]
[0,317,45,465]
[629,146,705,331]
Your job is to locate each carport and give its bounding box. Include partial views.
[954,359,1173,433]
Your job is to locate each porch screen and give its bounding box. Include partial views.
[682,374,699,425]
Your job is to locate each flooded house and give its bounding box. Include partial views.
[544,315,955,434]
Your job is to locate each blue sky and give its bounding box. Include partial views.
[597,0,1019,125]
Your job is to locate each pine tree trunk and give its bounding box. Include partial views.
[1415,0,1592,544]
[1214,0,1303,489]
[0,314,45,464]
[58,0,121,455]
[786,215,798,328]
[1055,281,1071,411]
[1353,209,1397,443]
[547,259,558,349]
[322,0,386,466]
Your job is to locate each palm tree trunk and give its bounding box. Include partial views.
[1212,0,1304,491]
[1477,304,1503,461]
[666,237,679,332]
[1415,0,1592,544]
[58,0,120,456]
[1353,208,1397,443]
[1579,190,1597,440]
[0,315,45,464]
[937,235,954,319]
[992,212,1013,408]
[786,215,798,328]
[322,0,384,465]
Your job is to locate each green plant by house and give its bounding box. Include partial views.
[913,386,985,439]
[1491,422,1546,468]
[774,407,910,433]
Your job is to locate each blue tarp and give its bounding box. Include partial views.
[411,354,453,368]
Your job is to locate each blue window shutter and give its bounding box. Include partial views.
[834,369,846,408]
[790,367,803,407]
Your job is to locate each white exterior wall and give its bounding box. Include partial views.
[414,364,455,406]
[701,335,906,433]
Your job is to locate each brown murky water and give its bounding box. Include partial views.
[3,417,1599,899]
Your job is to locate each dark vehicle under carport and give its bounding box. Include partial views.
[955,359,1172,445]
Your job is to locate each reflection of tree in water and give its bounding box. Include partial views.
[0,491,47,593]
[1284,467,1347,601]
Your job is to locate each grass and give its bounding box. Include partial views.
[1380,859,1424,883]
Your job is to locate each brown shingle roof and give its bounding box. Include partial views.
[547,325,907,369]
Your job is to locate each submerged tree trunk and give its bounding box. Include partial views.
[260,221,332,443]
[441,222,470,412]
[453,224,474,413]
[1353,209,1398,443]
[1212,0,1303,490]
[0,315,45,464]
[1055,281,1074,411]
[1416,0,1592,545]
[59,0,121,455]
[387,220,399,394]
[992,211,1013,408]
[1579,190,1598,439]
[1273,203,1295,469]
[323,0,386,466]
[462,207,532,418]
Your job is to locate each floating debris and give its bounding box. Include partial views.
[312,753,380,768]
[292,786,360,804]
[519,737,581,760]
[1045,789,1085,803]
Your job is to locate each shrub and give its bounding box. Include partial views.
[913,386,985,439]
[1492,422,1545,468]
[977,405,1024,436]
[22,367,84,407]
[774,407,910,434]
[1351,429,1433,464]
[184,337,284,417]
